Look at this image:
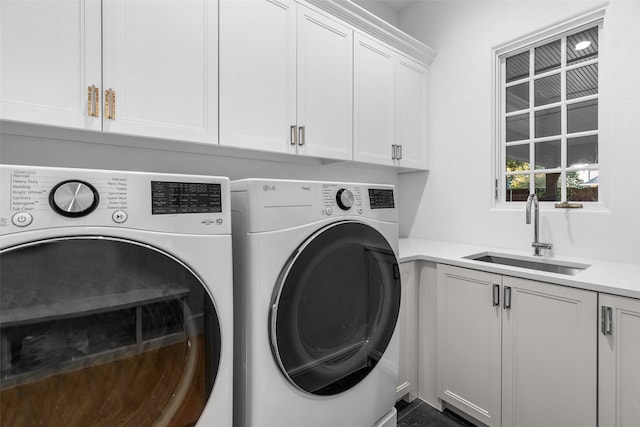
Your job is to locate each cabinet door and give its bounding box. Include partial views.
[396,56,429,169]
[219,0,296,154]
[102,0,217,143]
[0,0,101,130]
[599,294,640,427]
[502,277,597,427]
[296,5,353,160]
[436,265,502,427]
[353,33,396,166]
[397,262,418,402]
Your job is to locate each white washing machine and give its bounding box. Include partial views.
[0,164,233,427]
[231,179,400,427]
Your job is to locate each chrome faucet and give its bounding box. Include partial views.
[525,194,553,256]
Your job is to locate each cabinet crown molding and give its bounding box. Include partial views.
[304,0,437,65]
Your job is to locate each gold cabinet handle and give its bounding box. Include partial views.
[87,85,99,117]
[110,89,116,120]
[104,89,116,120]
[94,86,99,117]
[87,86,92,116]
[104,89,110,120]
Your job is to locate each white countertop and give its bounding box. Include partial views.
[399,238,640,300]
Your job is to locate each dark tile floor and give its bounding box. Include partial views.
[395,399,477,427]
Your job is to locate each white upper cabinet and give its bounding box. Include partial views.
[0,0,101,130]
[219,0,297,154]
[396,56,429,169]
[219,0,352,161]
[296,5,352,160]
[102,0,218,143]
[353,34,396,166]
[3,0,435,167]
[1,0,218,144]
[354,35,429,169]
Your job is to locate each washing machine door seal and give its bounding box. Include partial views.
[0,236,221,426]
[269,221,400,396]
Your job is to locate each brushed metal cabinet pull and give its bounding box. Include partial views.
[397,144,403,160]
[290,125,297,145]
[504,286,512,310]
[298,125,305,146]
[601,306,613,335]
[493,284,500,306]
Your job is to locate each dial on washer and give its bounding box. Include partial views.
[49,180,100,217]
[336,188,354,210]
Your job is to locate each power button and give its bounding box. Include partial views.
[12,212,33,227]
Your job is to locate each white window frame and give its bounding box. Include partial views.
[492,7,607,210]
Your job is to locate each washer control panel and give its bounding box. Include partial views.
[0,165,230,235]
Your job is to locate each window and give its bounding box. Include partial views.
[496,14,603,205]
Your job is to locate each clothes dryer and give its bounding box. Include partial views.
[0,164,233,426]
[231,179,400,427]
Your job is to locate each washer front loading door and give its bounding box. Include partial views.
[0,237,221,427]
[270,221,401,396]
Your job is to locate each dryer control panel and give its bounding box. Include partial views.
[231,179,397,233]
[0,164,231,235]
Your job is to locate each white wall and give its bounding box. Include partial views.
[0,129,398,189]
[398,0,640,264]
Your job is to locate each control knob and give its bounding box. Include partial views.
[336,188,354,210]
[49,180,100,217]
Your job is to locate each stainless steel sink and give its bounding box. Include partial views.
[464,252,590,276]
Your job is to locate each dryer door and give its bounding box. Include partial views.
[0,237,221,427]
[270,221,400,396]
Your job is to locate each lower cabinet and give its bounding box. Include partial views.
[599,294,640,427]
[436,264,597,427]
[397,261,418,402]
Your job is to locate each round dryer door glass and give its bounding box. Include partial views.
[0,237,221,427]
[270,221,400,396]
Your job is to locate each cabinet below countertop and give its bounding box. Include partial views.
[403,257,640,427]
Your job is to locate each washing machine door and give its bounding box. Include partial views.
[0,237,221,427]
[270,221,400,396]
